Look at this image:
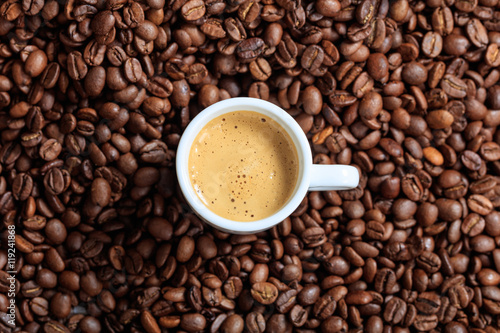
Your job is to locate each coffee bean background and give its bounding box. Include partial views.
[0,0,500,332]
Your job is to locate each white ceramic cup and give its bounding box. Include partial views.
[176,97,359,234]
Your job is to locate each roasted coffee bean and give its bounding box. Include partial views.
[123,58,143,83]
[297,284,321,305]
[39,139,62,161]
[141,310,160,333]
[236,37,264,62]
[413,314,438,331]
[485,44,500,67]
[50,292,72,318]
[415,292,441,314]
[246,312,265,333]
[481,142,500,161]
[384,297,407,324]
[468,194,493,215]
[276,289,298,313]
[461,150,482,171]
[251,282,278,305]
[374,268,396,293]
[366,221,385,240]
[44,321,70,333]
[187,63,208,85]
[249,58,272,81]
[461,213,485,237]
[67,51,88,81]
[90,178,111,207]
[289,304,307,327]
[201,18,226,39]
[12,173,33,201]
[470,235,496,253]
[301,45,324,72]
[441,75,467,99]
[321,316,348,332]
[180,313,206,332]
[181,0,206,21]
[345,290,373,305]
[30,297,49,316]
[313,294,336,320]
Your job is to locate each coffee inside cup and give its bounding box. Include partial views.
[188,111,299,222]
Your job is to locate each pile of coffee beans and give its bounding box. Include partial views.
[1,0,500,331]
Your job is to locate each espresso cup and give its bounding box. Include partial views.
[176,98,359,234]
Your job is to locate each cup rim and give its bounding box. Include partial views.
[176,97,312,233]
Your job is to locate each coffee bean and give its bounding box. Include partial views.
[181,0,206,21]
[236,37,264,62]
[39,139,62,161]
[470,235,496,253]
[246,312,265,333]
[180,313,206,332]
[302,86,323,115]
[288,304,306,327]
[417,251,442,273]
[321,316,347,332]
[413,314,438,331]
[477,268,500,286]
[90,178,111,207]
[301,45,324,72]
[123,58,143,83]
[67,51,88,80]
[249,58,272,81]
[200,18,226,39]
[158,315,180,328]
[45,247,65,272]
[461,150,482,171]
[45,219,66,245]
[84,66,106,97]
[374,268,396,293]
[59,271,80,291]
[426,110,454,129]
[176,236,195,263]
[91,10,115,36]
[443,34,470,56]
[79,316,102,333]
[274,288,296,313]
[415,292,441,314]
[468,194,493,215]
[441,74,468,99]
[345,290,373,305]
[25,50,48,77]
[384,297,406,324]
[402,61,428,85]
[219,314,244,333]
[366,221,385,240]
[480,142,500,161]
[251,282,278,305]
[30,297,49,316]
[186,63,208,85]
[49,292,71,319]
[44,321,70,333]
[485,43,500,67]
[16,234,34,253]
[12,173,33,201]
[141,310,161,333]
[312,0,339,16]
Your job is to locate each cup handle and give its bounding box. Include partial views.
[308,164,359,191]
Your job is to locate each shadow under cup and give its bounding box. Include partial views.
[176,98,312,234]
